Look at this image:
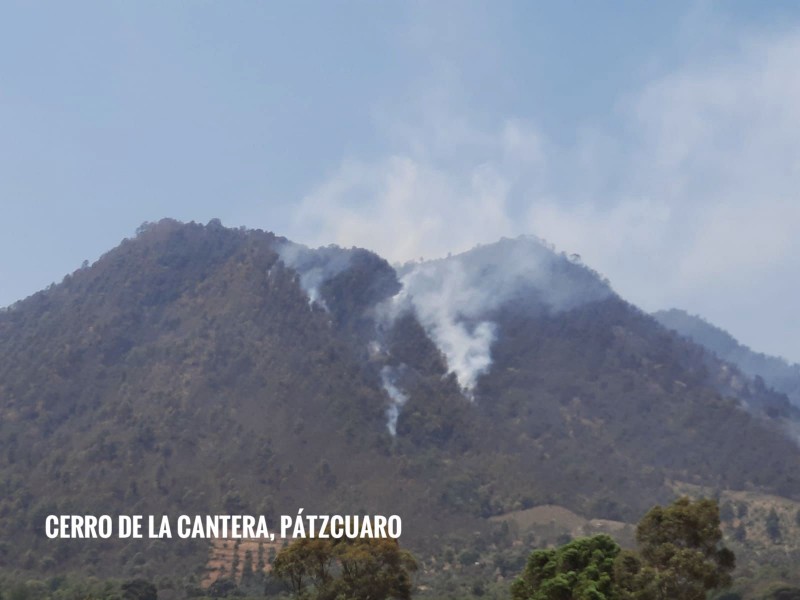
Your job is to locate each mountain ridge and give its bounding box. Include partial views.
[654,308,800,406]
[2,218,799,586]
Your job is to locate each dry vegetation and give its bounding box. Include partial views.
[1,220,800,598]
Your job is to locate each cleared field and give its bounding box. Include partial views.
[489,504,635,547]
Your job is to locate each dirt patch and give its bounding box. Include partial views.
[490,504,634,547]
[490,504,587,531]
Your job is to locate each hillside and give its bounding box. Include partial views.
[2,219,800,592]
[654,308,800,406]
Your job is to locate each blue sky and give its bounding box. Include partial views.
[2,1,800,362]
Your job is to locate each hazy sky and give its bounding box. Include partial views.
[2,1,800,363]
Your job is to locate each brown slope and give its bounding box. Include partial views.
[472,295,800,520]
[0,220,469,579]
[2,220,800,584]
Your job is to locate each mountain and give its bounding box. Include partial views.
[654,308,800,406]
[2,219,800,592]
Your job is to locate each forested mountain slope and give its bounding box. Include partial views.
[1,219,798,583]
[654,308,800,406]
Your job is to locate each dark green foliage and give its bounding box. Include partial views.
[767,509,782,543]
[206,578,239,598]
[122,579,157,600]
[458,549,480,566]
[617,497,735,600]
[768,587,800,600]
[0,576,134,600]
[737,502,749,519]
[513,498,735,600]
[511,534,620,600]
[733,523,747,542]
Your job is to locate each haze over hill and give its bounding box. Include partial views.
[1,219,799,587]
[654,308,800,407]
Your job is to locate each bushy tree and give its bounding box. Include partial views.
[766,508,782,543]
[273,537,417,600]
[616,497,735,600]
[512,497,735,600]
[511,534,621,600]
[272,538,335,595]
[335,538,418,600]
[121,579,157,600]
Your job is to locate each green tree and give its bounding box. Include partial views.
[510,534,621,600]
[617,497,735,600]
[121,579,157,600]
[272,538,335,597]
[766,508,782,543]
[512,497,735,600]
[273,537,417,600]
[334,538,418,600]
[732,523,747,542]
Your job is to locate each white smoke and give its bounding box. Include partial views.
[382,236,612,395]
[279,236,612,403]
[380,365,409,436]
[386,260,496,393]
[276,241,353,309]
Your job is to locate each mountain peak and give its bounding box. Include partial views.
[4,220,800,582]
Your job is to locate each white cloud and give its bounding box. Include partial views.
[532,30,800,359]
[291,119,546,263]
[288,28,800,362]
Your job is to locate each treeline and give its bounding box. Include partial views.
[0,498,723,600]
[0,576,156,600]
[6,498,800,600]
[512,497,734,600]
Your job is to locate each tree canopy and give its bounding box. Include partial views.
[511,534,621,600]
[273,537,417,600]
[618,497,736,600]
[512,497,735,600]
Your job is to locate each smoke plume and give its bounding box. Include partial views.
[276,241,353,309]
[380,365,409,436]
[383,236,613,395]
